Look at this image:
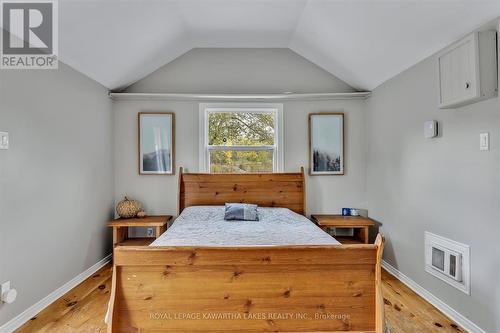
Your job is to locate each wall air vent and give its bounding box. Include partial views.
[425,232,470,295]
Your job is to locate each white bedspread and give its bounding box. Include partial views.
[150,206,339,246]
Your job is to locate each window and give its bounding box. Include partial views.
[199,103,283,173]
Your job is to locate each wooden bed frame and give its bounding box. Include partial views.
[108,168,385,333]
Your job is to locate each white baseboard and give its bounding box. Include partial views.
[382,260,486,333]
[0,254,112,333]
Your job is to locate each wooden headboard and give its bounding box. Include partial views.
[177,167,305,215]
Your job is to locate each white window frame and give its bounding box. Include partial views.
[199,103,284,173]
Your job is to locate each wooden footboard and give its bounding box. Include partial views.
[107,235,384,333]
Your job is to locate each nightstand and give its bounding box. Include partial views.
[310,214,375,244]
[108,215,172,247]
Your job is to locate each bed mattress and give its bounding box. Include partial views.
[150,206,340,246]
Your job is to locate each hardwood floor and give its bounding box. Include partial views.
[15,266,112,333]
[382,271,464,333]
[15,264,464,333]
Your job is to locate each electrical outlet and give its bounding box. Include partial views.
[1,280,17,304]
[146,228,154,237]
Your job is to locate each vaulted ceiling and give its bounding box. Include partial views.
[58,0,500,91]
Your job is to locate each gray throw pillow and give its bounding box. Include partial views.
[224,203,259,221]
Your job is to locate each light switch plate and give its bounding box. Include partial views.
[480,132,489,151]
[424,121,438,139]
[0,132,9,150]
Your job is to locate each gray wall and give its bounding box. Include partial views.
[125,48,357,94]
[114,99,367,223]
[366,55,500,331]
[115,49,367,235]
[0,63,114,327]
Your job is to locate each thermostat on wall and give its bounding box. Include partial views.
[424,121,438,139]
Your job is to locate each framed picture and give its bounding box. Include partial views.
[138,112,175,175]
[308,113,344,175]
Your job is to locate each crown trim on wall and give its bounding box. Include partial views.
[109,92,371,102]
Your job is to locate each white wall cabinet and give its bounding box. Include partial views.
[436,31,497,109]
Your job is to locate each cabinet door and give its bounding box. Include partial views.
[456,35,478,101]
[438,48,454,104]
[437,33,479,108]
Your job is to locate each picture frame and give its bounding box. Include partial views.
[138,112,175,175]
[308,113,344,175]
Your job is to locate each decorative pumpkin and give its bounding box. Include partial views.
[136,211,146,218]
[116,196,143,218]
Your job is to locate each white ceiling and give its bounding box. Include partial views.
[58,0,500,91]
